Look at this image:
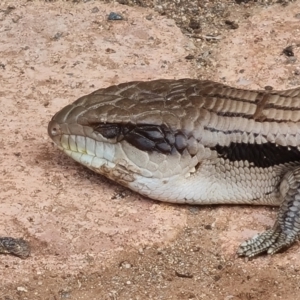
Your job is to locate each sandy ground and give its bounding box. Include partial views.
[1,0,300,299]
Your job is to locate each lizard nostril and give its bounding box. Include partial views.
[51,127,57,134]
[48,120,61,140]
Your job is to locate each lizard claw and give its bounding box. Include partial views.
[237,229,297,257]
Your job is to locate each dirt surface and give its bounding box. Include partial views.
[1,0,300,299]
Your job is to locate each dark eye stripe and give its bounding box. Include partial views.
[92,123,190,154]
[125,131,156,151]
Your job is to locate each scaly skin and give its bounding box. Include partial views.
[48,79,300,257]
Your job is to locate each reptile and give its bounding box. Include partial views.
[47,78,300,257]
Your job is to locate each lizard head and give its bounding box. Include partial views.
[48,80,205,202]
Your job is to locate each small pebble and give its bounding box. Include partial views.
[17,286,28,292]
[264,85,273,91]
[283,45,294,57]
[189,18,200,30]
[185,54,194,60]
[108,12,123,21]
[91,7,99,13]
[53,32,63,41]
[225,20,239,29]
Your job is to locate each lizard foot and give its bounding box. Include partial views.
[237,228,297,257]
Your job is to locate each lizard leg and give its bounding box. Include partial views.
[237,166,300,257]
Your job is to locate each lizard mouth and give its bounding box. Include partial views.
[48,119,119,172]
[48,119,154,185]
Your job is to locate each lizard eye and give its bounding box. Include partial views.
[94,124,121,139]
